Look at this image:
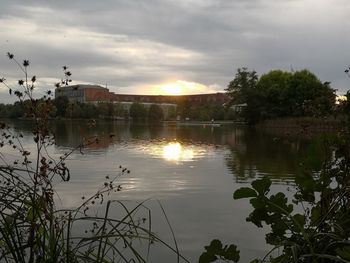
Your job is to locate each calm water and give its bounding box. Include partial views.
[3,120,328,262]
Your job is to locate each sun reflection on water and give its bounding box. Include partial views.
[162,142,194,162]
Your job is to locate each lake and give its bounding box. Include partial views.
[2,120,328,262]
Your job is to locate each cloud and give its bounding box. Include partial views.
[0,0,349,103]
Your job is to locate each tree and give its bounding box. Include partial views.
[257,70,292,117]
[288,70,335,117]
[226,67,259,105]
[258,69,336,118]
[226,68,262,124]
[148,104,164,121]
[227,68,336,124]
[129,102,147,120]
[54,95,69,117]
[81,102,99,118]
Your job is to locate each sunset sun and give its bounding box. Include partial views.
[153,80,213,95]
[159,83,184,95]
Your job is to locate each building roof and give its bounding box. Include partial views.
[57,84,107,90]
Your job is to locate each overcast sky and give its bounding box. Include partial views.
[0,0,349,103]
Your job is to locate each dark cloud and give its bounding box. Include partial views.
[0,0,349,103]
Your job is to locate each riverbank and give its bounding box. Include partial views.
[253,116,345,140]
[257,116,344,130]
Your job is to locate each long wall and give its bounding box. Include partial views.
[55,84,230,105]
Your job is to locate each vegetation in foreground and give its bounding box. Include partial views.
[200,69,350,262]
[0,53,187,262]
[201,131,350,262]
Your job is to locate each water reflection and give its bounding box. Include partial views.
[162,142,194,162]
[4,119,331,181]
[1,119,335,262]
[225,128,330,181]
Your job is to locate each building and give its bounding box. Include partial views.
[55,84,230,106]
[55,84,111,103]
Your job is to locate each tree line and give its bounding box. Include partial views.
[226,68,340,124]
[0,96,236,121]
[1,67,344,124]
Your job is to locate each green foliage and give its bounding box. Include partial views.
[199,239,240,263]
[204,131,350,262]
[233,187,257,199]
[176,103,229,121]
[54,95,69,117]
[226,67,259,105]
[148,104,164,121]
[226,68,336,124]
[129,102,147,120]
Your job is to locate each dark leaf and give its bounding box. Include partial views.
[199,252,217,263]
[223,244,240,262]
[268,192,293,214]
[234,187,257,199]
[205,239,223,253]
[252,177,271,195]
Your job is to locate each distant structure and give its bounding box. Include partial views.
[55,84,230,105]
[55,84,111,103]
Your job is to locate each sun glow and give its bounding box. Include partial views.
[136,141,211,163]
[151,80,217,96]
[162,142,194,162]
[160,83,184,95]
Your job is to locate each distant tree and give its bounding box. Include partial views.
[114,103,127,118]
[258,69,335,118]
[226,67,259,105]
[227,68,336,124]
[129,102,147,120]
[81,103,99,118]
[226,67,262,124]
[288,70,335,117]
[212,105,226,120]
[148,104,164,121]
[257,70,292,117]
[70,103,83,118]
[107,102,114,117]
[97,102,108,117]
[167,106,177,120]
[0,104,11,118]
[54,95,69,117]
[9,101,25,118]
